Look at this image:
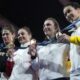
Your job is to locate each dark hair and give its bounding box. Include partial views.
[19,26,32,36]
[2,24,16,34]
[45,17,61,32]
[64,2,80,9]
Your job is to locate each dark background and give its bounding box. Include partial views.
[0,0,80,42]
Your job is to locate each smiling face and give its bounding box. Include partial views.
[63,6,80,23]
[18,28,32,44]
[2,29,15,45]
[43,19,59,39]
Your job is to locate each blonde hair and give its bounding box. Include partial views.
[45,17,61,32]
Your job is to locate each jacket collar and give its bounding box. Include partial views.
[20,42,30,48]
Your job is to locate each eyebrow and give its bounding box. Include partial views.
[2,32,10,34]
[18,32,25,35]
[2,33,10,36]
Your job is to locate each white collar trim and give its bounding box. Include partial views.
[21,42,30,47]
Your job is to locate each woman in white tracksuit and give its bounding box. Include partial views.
[57,2,80,80]
[9,26,38,80]
[37,18,70,80]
